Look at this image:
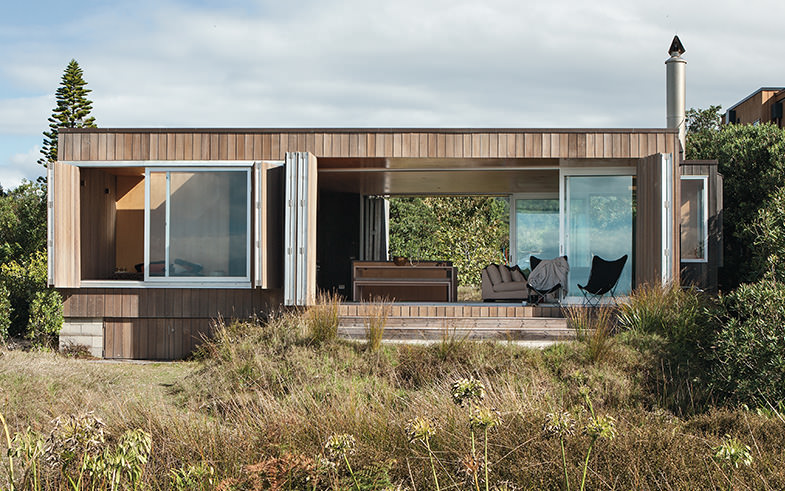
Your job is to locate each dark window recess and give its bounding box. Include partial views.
[771,102,783,120]
[727,110,737,124]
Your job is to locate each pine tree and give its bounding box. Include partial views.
[38,59,97,167]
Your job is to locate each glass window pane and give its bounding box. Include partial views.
[168,171,248,278]
[680,178,706,260]
[515,199,559,271]
[566,175,633,296]
[148,172,166,277]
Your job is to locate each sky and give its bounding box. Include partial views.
[1,0,783,189]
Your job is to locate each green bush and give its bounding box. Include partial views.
[0,282,11,341]
[0,249,48,338]
[27,289,63,347]
[710,278,785,406]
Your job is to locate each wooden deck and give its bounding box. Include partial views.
[337,302,572,345]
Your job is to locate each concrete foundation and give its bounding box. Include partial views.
[59,318,103,358]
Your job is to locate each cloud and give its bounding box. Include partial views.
[0,146,44,190]
[1,0,784,143]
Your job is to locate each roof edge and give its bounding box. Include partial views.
[726,87,785,112]
[59,127,679,135]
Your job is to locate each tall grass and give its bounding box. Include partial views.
[305,291,341,344]
[565,305,616,363]
[1,305,784,489]
[363,298,390,352]
[616,283,717,413]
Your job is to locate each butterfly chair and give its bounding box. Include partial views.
[527,255,568,305]
[577,254,628,307]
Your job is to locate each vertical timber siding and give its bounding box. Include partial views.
[636,154,663,286]
[61,288,283,359]
[52,161,81,287]
[59,128,680,161]
[80,168,116,280]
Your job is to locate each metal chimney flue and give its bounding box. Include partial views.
[666,35,686,153]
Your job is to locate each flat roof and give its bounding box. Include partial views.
[60,127,677,134]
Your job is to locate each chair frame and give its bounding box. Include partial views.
[577,254,628,307]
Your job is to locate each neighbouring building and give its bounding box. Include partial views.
[725,87,785,128]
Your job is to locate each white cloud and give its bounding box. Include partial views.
[0,0,784,145]
[0,146,44,190]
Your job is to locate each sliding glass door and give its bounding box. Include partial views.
[563,174,633,298]
[145,168,251,282]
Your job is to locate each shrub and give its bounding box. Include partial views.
[617,284,715,348]
[0,283,11,342]
[617,284,717,412]
[710,278,785,406]
[0,249,47,338]
[26,289,63,348]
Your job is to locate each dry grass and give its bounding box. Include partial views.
[457,285,482,302]
[363,297,391,352]
[1,310,784,489]
[305,290,341,343]
[565,305,617,363]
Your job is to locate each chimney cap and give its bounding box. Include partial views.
[669,35,685,56]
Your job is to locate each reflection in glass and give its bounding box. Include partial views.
[566,175,633,296]
[680,178,706,261]
[515,199,559,271]
[147,170,248,279]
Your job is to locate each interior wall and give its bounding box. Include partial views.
[80,168,117,280]
[115,175,144,272]
[317,190,360,299]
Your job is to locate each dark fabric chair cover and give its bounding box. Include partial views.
[577,254,628,305]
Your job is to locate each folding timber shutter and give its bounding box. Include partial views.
[635,153,674,287]
[283,152,317,306]
[253,161,262,288]
[52,161,81,287]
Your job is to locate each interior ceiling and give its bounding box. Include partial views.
[317,157,634,195]
[94,166,145,177]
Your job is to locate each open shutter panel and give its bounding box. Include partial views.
[283,152,317,306]
[52,161,81,288]
[253,161,262,288]
[635,153,675,287]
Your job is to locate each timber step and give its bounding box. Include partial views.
[338,316,572,342]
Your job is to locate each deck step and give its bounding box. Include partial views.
[338,316,572,342]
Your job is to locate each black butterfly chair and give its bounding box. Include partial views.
[527,255,568,305]
[577,255,628,306]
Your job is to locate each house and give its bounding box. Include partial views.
[725,87,785,128]
[49,38,721,359]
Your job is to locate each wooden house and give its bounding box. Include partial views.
[49,127,719,358]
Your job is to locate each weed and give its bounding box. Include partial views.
[713,434,752,491]
[406,417,440,491]
[169,461,215,490]
[325,433,360,490]
[59,343,93,359]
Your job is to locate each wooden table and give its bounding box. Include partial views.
[352,261,458,302]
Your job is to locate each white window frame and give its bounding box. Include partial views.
[559,166,637,302]
[680,175,709,264]
[144,165,252,286]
